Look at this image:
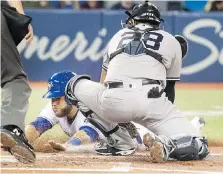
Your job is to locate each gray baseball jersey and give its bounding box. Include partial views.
[73,23,200,151]
[103,23,182,87]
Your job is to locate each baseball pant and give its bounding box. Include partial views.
[74,79,200,139]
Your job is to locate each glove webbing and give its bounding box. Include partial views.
[118,122,140,139]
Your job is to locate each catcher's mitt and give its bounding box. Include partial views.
[175,35,188,59]
[118,122,140,139]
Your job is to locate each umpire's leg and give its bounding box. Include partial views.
[1,77,31,130]
[1,11,31,130]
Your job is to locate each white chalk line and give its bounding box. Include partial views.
[1,166,223,174]
[212,105,223,110]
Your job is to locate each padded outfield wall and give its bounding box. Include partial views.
[18,10,223,82]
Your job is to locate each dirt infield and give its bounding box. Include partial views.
[1,147,223,174]
[209,140,223,147]
[175,83,223,89]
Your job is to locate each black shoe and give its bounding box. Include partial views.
[1,125,36,164]
[94,141,135,156]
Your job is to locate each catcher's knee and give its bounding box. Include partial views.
[65,75,91,104]
[169,136,209,161]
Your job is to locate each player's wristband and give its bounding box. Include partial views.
[67,137,81,146]
[79,126,99,142]
[30,117,52,134]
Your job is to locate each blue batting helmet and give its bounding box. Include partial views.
[43,70,76,98]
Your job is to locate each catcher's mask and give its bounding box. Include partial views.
[124,0,164,29]
[43,70,76,104]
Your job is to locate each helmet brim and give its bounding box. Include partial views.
[42,91,64,99]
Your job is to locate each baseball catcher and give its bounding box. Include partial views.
[65,1,209,162]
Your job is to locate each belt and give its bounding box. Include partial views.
[106,79,160,89]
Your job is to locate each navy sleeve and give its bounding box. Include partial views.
[30,117,53,134]
[164,80,176,103]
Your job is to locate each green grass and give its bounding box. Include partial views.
[176,89,223,110]
[176,89,223,141]
[26,87,223,143]
[200,116,223,141]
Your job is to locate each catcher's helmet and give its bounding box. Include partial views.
[125,0,163,28]
[43,70,76,98]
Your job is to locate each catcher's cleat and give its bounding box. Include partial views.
[94,141,135,156]
[1,125,36,164]
[143,131,171,163]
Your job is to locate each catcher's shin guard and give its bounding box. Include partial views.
[1,125,36,163]
[143,132,209,163]
[169,136,209,161]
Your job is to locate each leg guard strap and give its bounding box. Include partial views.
[87,117,119,137]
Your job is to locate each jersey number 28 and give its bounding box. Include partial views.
[118,31,164,51]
